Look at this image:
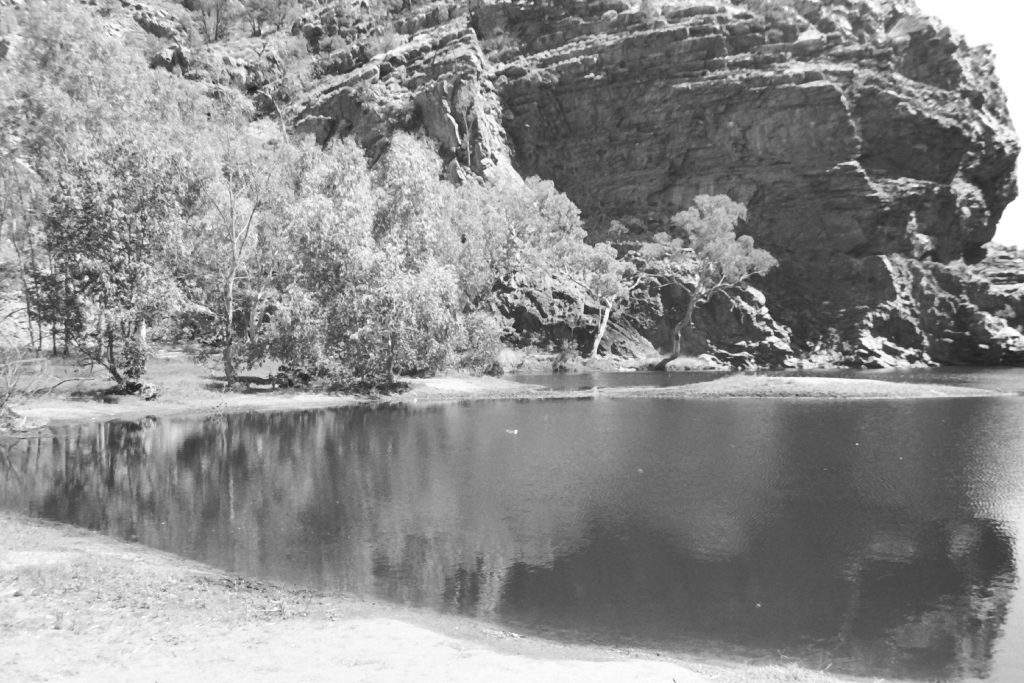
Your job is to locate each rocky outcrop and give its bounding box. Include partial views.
[118,0,183,42]
[492,0,1014,253]
[150,42,286,100]
[494,268,793,368]
[293,20,513,174]
[484,0,1019,365]
[907,247,1024,365]
[694,286,795,368]
[773,247,1024,367]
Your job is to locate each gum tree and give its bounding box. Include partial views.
[639,195,777,356]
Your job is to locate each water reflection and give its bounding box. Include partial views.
[2,395,1023,681]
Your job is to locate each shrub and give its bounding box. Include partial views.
[458,312,508,374]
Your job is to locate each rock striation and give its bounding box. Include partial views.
[489,0,1016,258]
[488,0,1020,365]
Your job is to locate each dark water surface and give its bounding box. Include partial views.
[4,370,1024,681]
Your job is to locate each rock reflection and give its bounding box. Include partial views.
[838,519,1015,680]
[0,397,1020,681]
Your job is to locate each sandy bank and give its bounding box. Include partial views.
[9,372,1004,430]
[602,375,1006,400]
[0,511,851,683]
[9,375,547,428]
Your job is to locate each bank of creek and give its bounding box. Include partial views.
[3,369,1024,682]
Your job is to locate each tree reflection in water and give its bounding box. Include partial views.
[0,398,1019,681]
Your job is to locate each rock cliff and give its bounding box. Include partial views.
[282,0,1021,366]
[21,0,1019,366]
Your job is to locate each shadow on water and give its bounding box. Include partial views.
[2,392,1024,681]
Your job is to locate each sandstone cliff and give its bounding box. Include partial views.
[15,0,1021,367]
[280,0,1022,366]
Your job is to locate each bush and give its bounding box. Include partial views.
[458,312,508,374]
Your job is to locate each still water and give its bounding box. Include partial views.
[3,371,1024,681]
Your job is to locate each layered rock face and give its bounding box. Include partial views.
[492,0,1016,258]
[9,0,1018,364]
[282,1,1023,364]
[483,0,1020,364]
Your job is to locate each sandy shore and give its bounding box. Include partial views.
[0,512,854,683]
[603,374,1005,400]
[9,375,548,428]
[8,372,1004,430]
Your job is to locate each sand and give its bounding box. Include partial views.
[0,511,847,683]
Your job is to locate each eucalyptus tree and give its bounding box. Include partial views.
[1,2,205,383]
[180,119,298,385]
[638,195,777,356]
[35,137,192,385]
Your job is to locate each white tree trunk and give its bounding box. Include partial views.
[590,304,612,359]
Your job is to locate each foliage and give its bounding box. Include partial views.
[1,3,206,385]
[195,0,244,42]
[0,4,778,394]
[175,119,300,384]
[342,261,461,382]
[671,195,777,292]
[457,312,508,374]
[452,175,629,353]
[564,242,636,358]
[372,133,455,267]
[259,137,379,385]
[0,345,47,423]
[241,0,297,36]
[636,195,777,355]
[33,137,192,384]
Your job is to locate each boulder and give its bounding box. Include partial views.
[149,43,191,74]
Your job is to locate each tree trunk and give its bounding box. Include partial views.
[134,318,148,378]
[106,323,116,370]
[29,241,45,354]
[386,333,396,382]
[223,276,235,385]
[672,295,697,357]
[590,303,612,359]
[97,311,124,386]
[11,231,37,353]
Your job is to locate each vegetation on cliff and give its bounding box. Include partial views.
[0,1,781,395]
[3,0,1022,401]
